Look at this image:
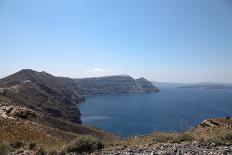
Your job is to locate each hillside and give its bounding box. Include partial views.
[0,96,117,153]
[0,69,84,123]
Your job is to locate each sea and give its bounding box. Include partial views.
[79,83,232,137]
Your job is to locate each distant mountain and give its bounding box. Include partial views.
[0,69,159,124]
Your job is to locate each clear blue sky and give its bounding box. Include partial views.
[0,0,232,83]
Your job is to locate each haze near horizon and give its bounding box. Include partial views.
[0,0,232,83]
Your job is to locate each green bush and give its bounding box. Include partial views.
[65,135,104,153]
[0,142,11,155]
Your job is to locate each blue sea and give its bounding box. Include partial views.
[79,83,232,137]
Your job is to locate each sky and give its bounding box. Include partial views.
[0,0,232,83]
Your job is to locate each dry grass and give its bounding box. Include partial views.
[0,117,75,150]
[104,131,194,150]
[125,132,193,146]
[105,127,232,151]
[191,126,232,145]
[0,95,118,151]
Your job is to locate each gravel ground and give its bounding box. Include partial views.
[90,142,232,155]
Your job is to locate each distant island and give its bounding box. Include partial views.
[179,83,232,90]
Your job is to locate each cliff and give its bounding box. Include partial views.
[71,75,159,96]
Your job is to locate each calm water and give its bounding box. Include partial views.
[79,83,232,137]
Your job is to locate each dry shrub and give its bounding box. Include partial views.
[64,135,104,153]
[222,131,232,142]
[174,133,193,143]
[152,132,174,143]
[151,132,193,143]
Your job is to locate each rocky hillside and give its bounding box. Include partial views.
[0,69,84,123]
[0,95,117,154]
[99,118,232,155]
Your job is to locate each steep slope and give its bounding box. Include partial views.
[0,69,84,123]
[136,77,159,93]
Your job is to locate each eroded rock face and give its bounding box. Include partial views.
[136,78,159,93]
[196,118,232,129]
[0,104,37,120]
[0,106,15,119]
[9,106,37,119]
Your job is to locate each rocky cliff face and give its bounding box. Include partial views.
[71,75,159,96]
[136,77,159,93]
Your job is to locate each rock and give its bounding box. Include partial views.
[0,88,6,96]
[5,106,13,114]
[97,141,232,155]
[210,143,216,147]
[224,146,230,152]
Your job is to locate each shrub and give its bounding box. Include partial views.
[174,133,193,143]
[65,135,104,153]
[0,142,11,155]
